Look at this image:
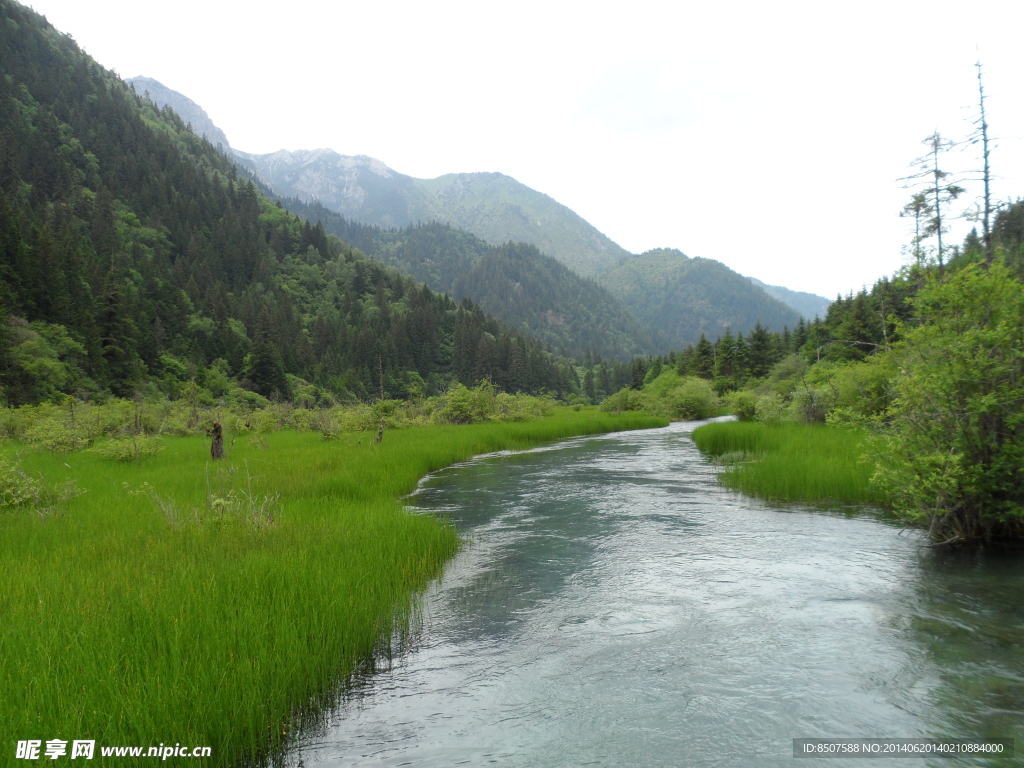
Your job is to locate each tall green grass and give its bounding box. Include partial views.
[691,421,882,505]
[1,408,666,766]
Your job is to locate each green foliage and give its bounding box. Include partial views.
[600,387,644,412]
[692,421,879,505]
[641,370,720,420]
[280,208,668,361]
[730,390,757,421]
[0,452,41,508]
[753,393,788,423]
[599,248,802,346]
[89,434,163,462]
[869,263,1024,541]
[435,382,495,424]
[0,451,79,514]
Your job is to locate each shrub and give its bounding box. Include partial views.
[754,393,788,423]
[89,435,163,463]
[436,382,497,424]
[0,453,42,508]
[0,453,80,515]
[730,391,757,421]
[665,377,720,420]
[600,387,644,413]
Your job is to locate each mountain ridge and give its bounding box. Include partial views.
[126,75,231,151]
[599,248,804,344]
[127,76,830,338]
[235,148,633,277]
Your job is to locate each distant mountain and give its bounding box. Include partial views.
[280,199,668,359]
[599,248,803,346]
[126,77,825,349]
[234,149,632,277]
[125,76,231,151]
[748,277,831,320]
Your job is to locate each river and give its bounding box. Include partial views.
[283,420,1023,767]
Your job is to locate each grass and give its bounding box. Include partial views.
[691,421,882,505]
[0,407,666,766]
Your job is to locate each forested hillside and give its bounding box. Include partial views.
[0,0,579,405]
[748,277,831,320]
[280,197,668,359]
[599,248,803,345]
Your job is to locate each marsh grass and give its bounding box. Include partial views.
[0,408,664,766]
[692,421,881,505]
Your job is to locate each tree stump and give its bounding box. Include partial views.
[374,417,385,444]
[210,421,224,460]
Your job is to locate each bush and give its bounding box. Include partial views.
[89,435,163,463]
[789,386,835,423]
[664,377,720,420]
[600,387,644,413]
[730,391,757,421]
[0,453,80,515]
[0,453,42,508]
[754,393,788,423]
[436,382,497,424]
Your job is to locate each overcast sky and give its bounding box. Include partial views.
[26,0,1024,297]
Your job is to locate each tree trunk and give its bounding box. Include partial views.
[210,421,224,460]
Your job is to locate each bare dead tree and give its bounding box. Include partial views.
[901,132,966,279]
[970,59,995,265]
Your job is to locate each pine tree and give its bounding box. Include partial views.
[690,334,714,379]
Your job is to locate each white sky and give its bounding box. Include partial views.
[26,0,1024,298]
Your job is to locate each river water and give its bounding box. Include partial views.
[284,420,1023,767]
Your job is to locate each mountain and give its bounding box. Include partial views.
[598,249,803,345]
[125,76,231,151]
[280,199,669,359]
[235,149,633,277]
[0,1,581,405]
[748,277,831,320]
[123,76,823,352]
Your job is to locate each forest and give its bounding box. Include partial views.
[0,0,585,407]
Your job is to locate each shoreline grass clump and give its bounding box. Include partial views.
[0,407,666,767]
[691,420,881,505]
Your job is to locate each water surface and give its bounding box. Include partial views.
[285,420,1024,767]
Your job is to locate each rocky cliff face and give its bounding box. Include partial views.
[233,149,438,230]
[125,76,232,151]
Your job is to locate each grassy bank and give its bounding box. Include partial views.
[1,408,666,766]
[691,421,881,505]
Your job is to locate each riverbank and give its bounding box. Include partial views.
[0,408,666,766]
[691,420,883,506]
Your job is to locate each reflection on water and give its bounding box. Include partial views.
[283,421,1023,767]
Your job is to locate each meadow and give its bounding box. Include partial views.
[691,421,882,506]
[0,407,666,766]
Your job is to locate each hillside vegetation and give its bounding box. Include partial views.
[0,1,585,406]
[279,200,669,359]
[681,203,1024,542]
[599,248,803,344]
